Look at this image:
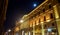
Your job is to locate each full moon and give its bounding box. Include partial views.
[33,4,37,7]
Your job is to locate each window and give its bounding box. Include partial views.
[39,18,40,23]
[50,13,53,19]
[34,14,36,18]
[38,12,40,15]
[44,16,46,21]
[49,4,52,9]
[44,25,47,29]
[52,29,56,32]
[52,23,55,26]
[45,25,47,27]
[35,21,36,25]
[43,8,45,12]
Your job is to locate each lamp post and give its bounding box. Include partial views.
[8,29,11,35]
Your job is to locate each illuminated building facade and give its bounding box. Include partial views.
[14,0,60,35]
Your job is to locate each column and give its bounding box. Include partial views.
[33,26,35,35]
[41,23,44,35]
[53,4,60,35]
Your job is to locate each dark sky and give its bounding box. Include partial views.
[4,0,45,31]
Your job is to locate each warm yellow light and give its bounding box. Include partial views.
[41,22,44,24]
[30,25,32,27]
[33,22,35,26]
[15,27,19,32]
[30,23,32,27]
[33,24,35,26]
[35,29,40,33]
[46,19,50,22]
[51,32,55,35]
[36,23,39,25]
[20,20,23,23]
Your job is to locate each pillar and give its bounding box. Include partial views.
[53,4,60,35]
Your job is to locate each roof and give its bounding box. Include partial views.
[22,0,48,20]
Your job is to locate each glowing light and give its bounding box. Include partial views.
[15,27,19,31]
[33,22,35,26]
[46,20,50,22]
[41,22,44,24]
[33,4,37,7]
[52,32,55,34]
[8,29,11,32]
[48,28,52,32]
[20,20,23,23]
[36,23,39,25]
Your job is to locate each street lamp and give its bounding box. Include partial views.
[20,20,24,23]
[7,29,11,35]
[8,29,11,32]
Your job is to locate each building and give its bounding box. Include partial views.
[14,0,60,35]
[0,0,8,35]
[14,15,30,35]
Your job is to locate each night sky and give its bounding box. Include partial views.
[4,0,45,31]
